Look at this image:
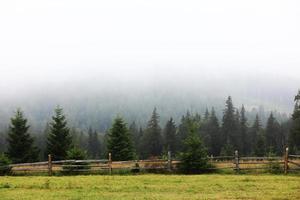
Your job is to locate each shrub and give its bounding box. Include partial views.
[62,148,90,175]
[0,154,12,176]
[266,152,282,174]
[178,133,213,174]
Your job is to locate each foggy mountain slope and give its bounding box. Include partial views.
[0,66,297,132]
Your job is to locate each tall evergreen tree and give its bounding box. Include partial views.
[46,106,72,160]
[207,107,221,156]
[0,131,7,154]
[289,90,300,153]
[265,113,282,154]
[7,109,39,163]
[87,128,100,158]
[163,118,177,153]
[178,120,209,174]
[107,117,134,161]
[222,96,238,150]
[204,108,210,121]
[254,130,266,157]
[240,105,248,155]
[129,121,141,154]
[141,108,163,158]
[249,114,261,153]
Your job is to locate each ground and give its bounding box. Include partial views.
[0,174,299,200]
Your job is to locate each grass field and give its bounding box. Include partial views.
[0,174,299,200]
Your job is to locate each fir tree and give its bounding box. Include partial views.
[46,106,72,160]
[163,118,177,153]
[141,108,163,158]
[249,114,261,154]
[240,105,248,155]
[254,130,266,156]
[129,121,141,154]
[204,108,210,121]
[7,109,39,163]
[289,90,300,153]
[107,117,134,161]
[265,113,282,155]
[222,96,238,150]
[179,121,210,174]
[207,107,221,156]
[87,128,100,158]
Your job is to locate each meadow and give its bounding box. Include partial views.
[0,174,299,200]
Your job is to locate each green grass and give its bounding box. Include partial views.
[0,174,299,200]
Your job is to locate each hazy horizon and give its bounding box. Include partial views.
[0,1,300,130]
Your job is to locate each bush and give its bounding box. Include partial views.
[266,152,282,174]
[0,154,12,176]
[178,133,213,174]
[62,148,90,175]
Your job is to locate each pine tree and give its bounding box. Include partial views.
[129,121,141,154]
[254,130,266,156]
[0,131,7,154]
[6,109,39,163]
[200,109,210,152]
[240,105,248,155]
[163,118,177,153]
[249,114,261,154]
[179,121,209,174]
[265,113,282,155]
[46,106,72,160]
[207,107,221,156]
[87,128,100,158]
[222,96,238,150]
[289,90,300,153]
[141,108,163,158]
[107,117,134,161]
[204,108,210,121]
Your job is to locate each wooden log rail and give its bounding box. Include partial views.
[3,149,300,175]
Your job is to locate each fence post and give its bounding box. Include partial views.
[108,153,112,175]
[235,150,240,172]
[284,147,289,174]
[48,154,52,176]
[167,151,172,171]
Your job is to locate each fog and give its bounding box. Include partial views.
[0,1,300,131]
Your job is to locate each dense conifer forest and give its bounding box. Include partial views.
[1,91,299,163]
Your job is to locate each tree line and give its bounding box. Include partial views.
[1,92,300,164]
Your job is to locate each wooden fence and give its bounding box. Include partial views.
[3,148,300,175]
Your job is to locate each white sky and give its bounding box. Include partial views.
[0,0,299,98]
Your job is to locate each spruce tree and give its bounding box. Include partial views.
[7,109,39,163]
[254,130,266,156]
[163,118,177,153]
[107,117,134,161]
[179,121,209,174]
[46,106,72,160]
[141,108,163,158]
[87,128,100,158]
[249,114,261,154]
[265,113,282,155]
[207,107,221,156]
[289,90,300,153]
[240,105,248,155]
[129,121,142,154]
[222,96,238,150]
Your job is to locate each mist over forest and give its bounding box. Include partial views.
[0,65,297,133]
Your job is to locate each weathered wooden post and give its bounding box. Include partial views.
[108,153,112,175]
[235,150,240,172]
[167,151,172,171]
[284,147,289,174]
[48,154,52,176]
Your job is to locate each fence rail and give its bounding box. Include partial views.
[1,148,300,175]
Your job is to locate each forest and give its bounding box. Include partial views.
[0,90,299,164]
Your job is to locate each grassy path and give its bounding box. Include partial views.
[0,174,299,200]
